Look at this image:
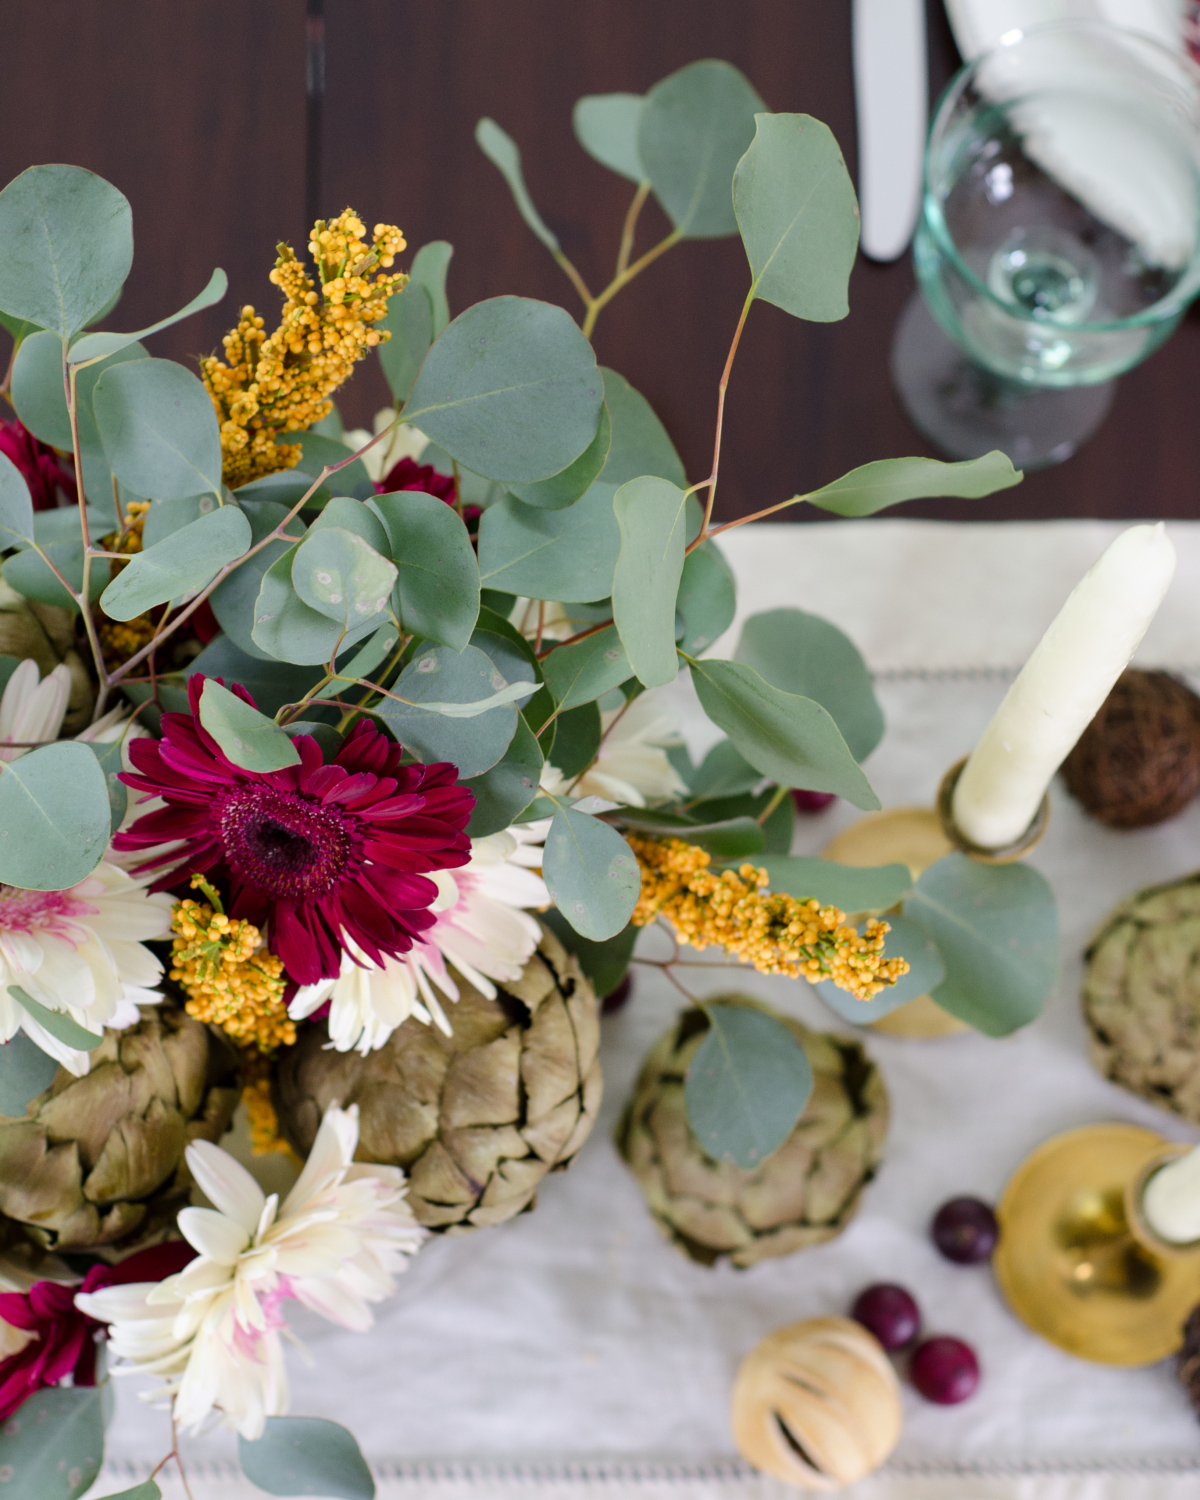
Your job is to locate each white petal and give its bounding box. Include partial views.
[185,1140,268,1234]
[178,1206,252,1265]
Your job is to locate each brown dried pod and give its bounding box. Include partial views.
[274,924,601,1232]
[1061,669,1200,828]
[1083,873,1200,1123]
[616,997,888,1268]
[0,1006,241,1252]
[0,571,94,730]
[731,1317,902,1489]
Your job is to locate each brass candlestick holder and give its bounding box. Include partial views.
[993,1124,1200,1365]
[821,759,1050,1038]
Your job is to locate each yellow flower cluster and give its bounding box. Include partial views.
[98,501,156,668]
[170,883,294,1052]
[239,1050,295,1157]
[201,210,408,489]
[628,836,909,1002]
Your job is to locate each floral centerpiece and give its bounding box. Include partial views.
[0,58,1025,1500]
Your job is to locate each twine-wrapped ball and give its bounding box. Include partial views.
[1061,670,1200,828]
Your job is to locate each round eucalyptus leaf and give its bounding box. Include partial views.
[542,804,641,941]
[92,356,223,500]
[0,741,110,891]
[573,93,647,181]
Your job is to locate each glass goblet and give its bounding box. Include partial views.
[891,21,1200,469]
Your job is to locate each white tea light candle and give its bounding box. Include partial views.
[1142,1145,1200,1246]
[952,524,1176,850]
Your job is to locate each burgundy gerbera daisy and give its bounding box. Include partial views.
[113,677,474,985]
[378,455,457,505]
[0,417,78,511]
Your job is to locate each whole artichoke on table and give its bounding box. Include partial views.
[618,998,889,1268]
[275,924,601,1231]
[0,1007,241,1251]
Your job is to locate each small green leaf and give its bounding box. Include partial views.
[0,1385,105,1499]
[757,855,913,912]
[689,658,880,810]
[93,356,224,500]
[291,527,397,627]
[462,712,544,836]
[69,268,228,363]
[252,546,368,665]
[188,635,323,717]
[542,805,641,940]
[598,366,686,488]
[404,296,602,485]
[378,280,433,402]
[612,476,688,688]
[198,679,301,772]
[0,1031,60,1116]
[639,60,765,239]
[380,644,521,777]
[476,118,560,252]
[370,490,480,651]
[8,987,101,1051]
[281,431,375,501]
[676,541,735,656]
[506,404,611,511]
[541,908,637,998]
[546,701,601,779]
[736,608,884,763]
[804,452,1024,518]
[0,165,132,340]
[734,114,859,322]
[99,504,252,620]
[238,1415,374,1499]
[0,741,110,890]
[573,93,647,182]
[82,737,129,833]
[478,483,620,603]
[690,739,762,799]
[307,495,391,554]
[542,626,630,711]
[0,449,35,548]
[814,914,945,1024]
[313,625,399,699]
[409,240,453,336]
[685,1004,812,1168]
[91,1483,161,1500]
[209,499,299,659]
[906,854,1059,1037]
[615,807,765,860]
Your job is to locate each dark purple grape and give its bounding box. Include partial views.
[792,789,837,814]
[911,1336,980,1404]
[932,1196,999,1264]
[602,974,633,1014]
[851,1283,920,1351]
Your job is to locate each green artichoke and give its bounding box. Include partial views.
[1084,873,1200,1122]
[0,1006,241,1251]
[275,924,601,1231]
[617,997,889,1268]
[0,570,93,730]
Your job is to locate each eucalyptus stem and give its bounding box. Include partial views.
[694,286,755,546]
[553,249,595,308]
[581,227,683,340]
[615,180,651,277]
[62,356,111,720]
[755,783,790,825]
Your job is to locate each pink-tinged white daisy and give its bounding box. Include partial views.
[541,691,687,808]
[75,1104,424,1440]
[289,820,551,1049]
[0,659,72,763]
[0,861,174,1073]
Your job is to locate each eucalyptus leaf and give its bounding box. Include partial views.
[82,737,129,833]
[814,914,945,1023]
[542,804,641,940]
[404,296,602,484]
[0,309,42,345]
[542,626,630,711]
[93,357,223,500]
[409,240,453,336]
[141,493,218,547]
[2,531,103,612]
[0,449,35,549]
[573,93,647,182]
[472,617,553,737]
[676,541,735,656]
[546,701,601,779]
[370,490,480,650]
[541,909,637,998]
[598,366,686,487]
[92,1484,161,1500]
[679,815,765,859]
[188,635,323,717]
[685,1004,813,1168]
[8,987,101,1051]
[252,546,374,665]
[238,1416,375,1500]
[0,164,132,340]
[690,738,762,800]
[906,853,1059,1037]
[476,118,560,252]
[313,625,399,699]
[638,60,765,239]
[69,267,227,363]
[380,644,520,777]
[0,1031,60,1116]
[281,431,375,501]
[99,503,251,621]
[478,483,620,603]
[198,679,301,772]
[804,452,1023,517]
[733,114,859,321]
[757,855,913,913]
[0,656,20,695]
[291,527,397,628]
[308,495,391,554]
[506,404,611,511]
[209,499,299,659]
[0,741,110,889]
[462,713,544,836]
[688,657,880,810]
[736,608,884,763]
[612,476,688,689]
[378,281,434,402]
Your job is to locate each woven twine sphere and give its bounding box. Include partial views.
[1061,670,1200,829]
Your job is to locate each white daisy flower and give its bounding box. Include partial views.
[0,659,72,762]
[289,821,551,1051]
[75,1104,424,1440]
[541,690,687,808]
[0,861,174,1074]
[343,408,428,483]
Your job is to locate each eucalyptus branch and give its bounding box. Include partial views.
[616,180,652,277]
[27,543,80,600]
[694,286,755,545]
[553,249,595,309]
[705,490,812,535]
[582,227,683,340]
[61,354,111,716]
[755,783,790,825]
[534,616,611,660]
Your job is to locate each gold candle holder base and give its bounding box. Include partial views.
[936,758,1051,865]
[993,1123,1200,1366]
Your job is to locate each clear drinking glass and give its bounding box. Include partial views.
[891,22,1200,469]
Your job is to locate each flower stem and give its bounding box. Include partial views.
[616,180,651,277]
[62,355,111,720]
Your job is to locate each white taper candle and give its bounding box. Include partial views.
[952,524,1176,850]
[1142,1145,1200,1245]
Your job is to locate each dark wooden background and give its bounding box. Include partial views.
[2,0,1197,524]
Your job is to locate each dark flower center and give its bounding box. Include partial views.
[214,783,364,901]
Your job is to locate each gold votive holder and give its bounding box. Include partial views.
[935,757,1051,865]
[1126,1143,1200,1260]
